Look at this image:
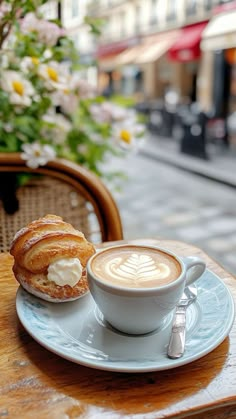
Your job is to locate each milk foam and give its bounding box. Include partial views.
[106,254,170,285]
[92,246,181,288]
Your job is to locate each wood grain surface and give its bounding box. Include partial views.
[0,238,236,419]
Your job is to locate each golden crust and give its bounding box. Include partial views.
[14,232,93,274]
[10,214,96,302]
[13,263,89,301]
[10,214,84,265]
[10,216,76,258]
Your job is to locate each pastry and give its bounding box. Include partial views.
[10,214,96,302]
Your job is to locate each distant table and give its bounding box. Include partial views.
[0,238,236,419]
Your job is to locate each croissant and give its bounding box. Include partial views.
[10,214,96,302]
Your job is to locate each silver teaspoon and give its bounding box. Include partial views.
[167,284,198,359]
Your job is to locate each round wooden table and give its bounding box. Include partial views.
[0,238,235,419]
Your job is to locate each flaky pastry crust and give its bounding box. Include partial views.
[12,263,89,301]
[10,214,96,302]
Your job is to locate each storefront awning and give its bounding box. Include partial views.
[115,30,179,66]
[96,37,139,59]
[213,0,236,15]
[168,22,208,62]
[201,11,236,51]
[136,31,179,64]
[97,56,118,71]
[115,44,146,66]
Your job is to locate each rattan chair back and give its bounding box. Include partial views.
[0,153,123,252]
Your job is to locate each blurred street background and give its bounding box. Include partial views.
[106,135,236,276]
[42,0,236,274]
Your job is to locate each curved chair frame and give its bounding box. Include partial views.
[0,153,123,244]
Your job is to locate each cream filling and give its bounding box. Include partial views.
[47,257,82,287]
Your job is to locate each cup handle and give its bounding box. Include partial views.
[182,256,206,286]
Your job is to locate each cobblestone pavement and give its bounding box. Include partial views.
[105,150,236,276]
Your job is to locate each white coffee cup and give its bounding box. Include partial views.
[86,244,206,335]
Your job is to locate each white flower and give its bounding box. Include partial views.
[112,120,146,151]
[112,125,134,150]
[90,102,115,124]
[38,61,69,90]
[42,112,72,144]
[70,75,96,99]
[21,143,56,168]
[51,89,78,114]
[36,21,64,47]
[104,103,127,122]
[90,103,112,124]
[20,12,38,33]
[90,102,140,125]
[1,70,35,106]
[21,13,64,46]
[20,56,40,73]
[43,49,53,60]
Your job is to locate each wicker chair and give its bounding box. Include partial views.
[0,153,123,252]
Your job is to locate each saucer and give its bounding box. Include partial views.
[16,269,235,373]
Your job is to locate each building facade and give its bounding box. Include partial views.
[41,0,94,57]
[201,1,236,144]
[86,0,235,112]
[41,1,236,144]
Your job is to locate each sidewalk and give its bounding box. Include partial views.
[105,137,236,275]
[141,133,236,188]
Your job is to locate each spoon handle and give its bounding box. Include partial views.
[167,307,187,359]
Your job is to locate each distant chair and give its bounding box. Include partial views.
[0,153,123,252]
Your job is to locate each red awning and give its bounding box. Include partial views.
[96,38,138,59]
[96,42,127,59]
[168,22,208,62]
[213,0,236,15]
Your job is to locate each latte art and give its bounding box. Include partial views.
[107,254,170,285]
[91,245,181,288]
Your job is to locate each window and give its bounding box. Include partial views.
[203,0,212,11]
[167,0,176,22]
[72,0,79,17]
[150,0,158,26]
[120,11,126,37]
[135,5,141,33]
[186,0,197,16]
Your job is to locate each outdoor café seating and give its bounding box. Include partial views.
[0,154,235,419]
[0,153,123,252]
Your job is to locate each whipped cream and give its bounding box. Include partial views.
[47,258,83,287]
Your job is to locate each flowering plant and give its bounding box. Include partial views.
[0,3,145,179]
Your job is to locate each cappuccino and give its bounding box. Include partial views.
[91,245,181,288]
